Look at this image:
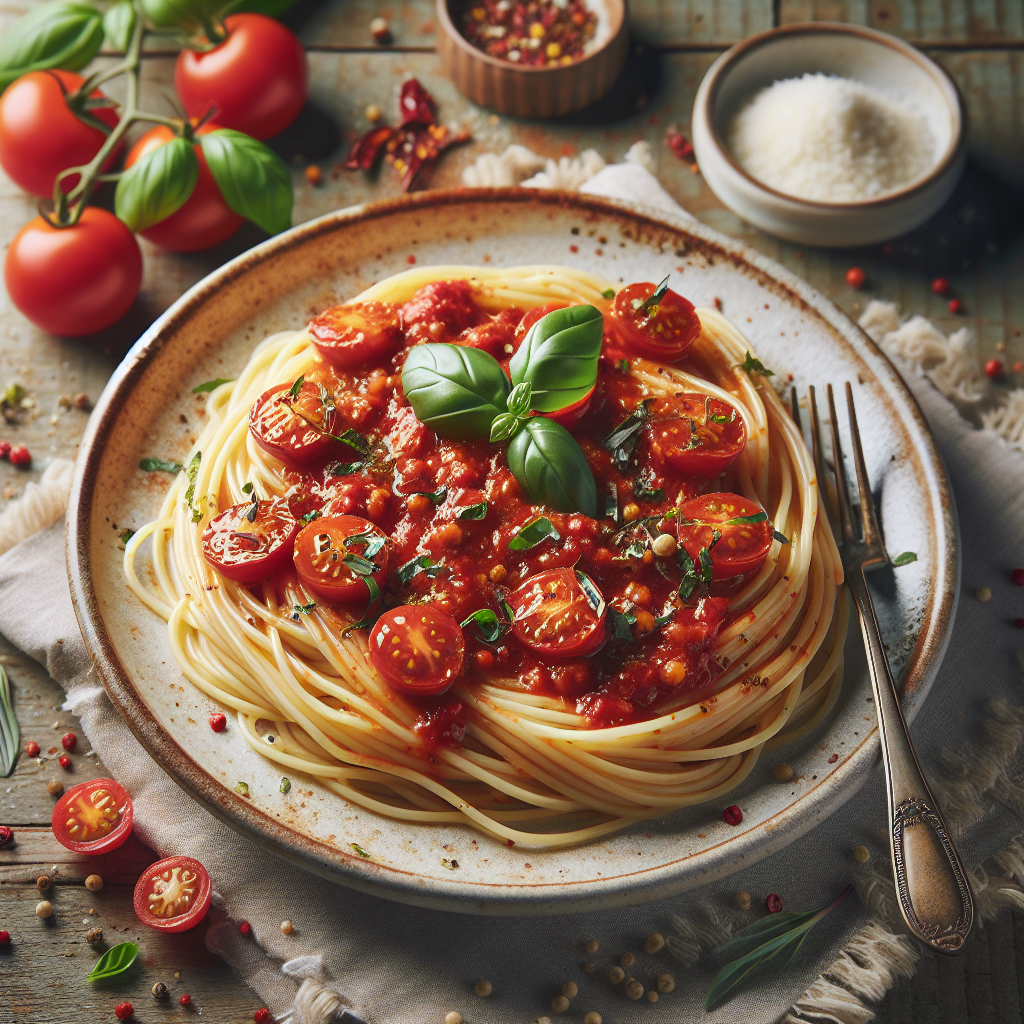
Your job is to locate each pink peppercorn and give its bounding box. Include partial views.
[722,805,743,826]
[406,254,416,265]
[985,359,1004,379]
[931,277,950,295]
[8,445,30,468]
[845,267,865,289]
[1010,569,1024,586]
[1014,618,1024,629]
[180,994,192,1006]
[115,1003,134,1021]
[0,441,9,459]
[24,741,39,757]
[239,921,251,936]
[61,732,77,752]
[255,1010,272,1024]
[58,756,71,770]
[209,713,227,732]
[0,930,9,945]
[0,826,12,847]
[765,893,783,913]
[948,299,962,313]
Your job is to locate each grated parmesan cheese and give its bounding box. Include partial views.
[728,74,937,203]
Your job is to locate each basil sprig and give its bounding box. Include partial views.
[509,304,603,412]
[0,1,104,91]
[102,0,136,51]
[87,941,139,983]
[508,419,597,516]
[0,665,20,778]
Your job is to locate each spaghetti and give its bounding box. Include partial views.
[125,265,845,847]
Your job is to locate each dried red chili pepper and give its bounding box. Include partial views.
[344,125,396,171]
[398,78,435,129]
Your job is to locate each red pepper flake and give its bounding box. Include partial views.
[0,826,12,847]
[828,753,839,763]
[1015,362,1023,373]
[58,755,71,770]
[506,838,515,847]
[931,277,950,296]
[1010,568,1024,586]
[24,740,39,758]
[344,125,396,171]
[254,1010,272,1024]
[399,78,436,128]
[666,128,693,160]
[765,893,783,913]
[388,122,472,191]
[845,267,866,289]
[304,165,323,186]
[460,0,597,67]
[115,1004,134,1021]
[9,445,30,468]
[179,994,192,1007]
[239,921,251,936]
[722,805,743,826]
[0,930,9,945]
[569,244,578,253]
[985,358,1004,379]
[713,297,722,311]
[209,712,227,732]
[407,254,417,265]
[948,298,962,313]
[61,732,77,753]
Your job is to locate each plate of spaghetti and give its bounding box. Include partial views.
[68,190,957,913]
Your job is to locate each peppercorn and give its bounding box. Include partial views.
[1010,569,1024,586]
[87,927,103,944]
[620,951,635,967]
[254,1010,271,1024]
[0,826,12,847]
[985,359,1004,379]
[180,994,192,1006]
[854,845,871,863]
[977,587,992,602]
[46,779,63,796]
[85,874,103,892]
[370,16,391,42]
[949,299,962,313]
[35,900,53,918]
[152,982,167,998]
[36,875,50,891]
[445,1013,462,1024]
[735,890,751,911]
[209,713,227,732]
[931,277,950,295]
[58,755,71,770]
[584,939,599,954]
[115,1004,134,1021]
[722,804,743,825]
[24,740,39,757]
[645,932,665,953]
[609,966,625,984]
[9,445,30,468]
[584,1013,602,1024]
[845,267,866,289]
[239,921,251,936]
[0,930,9,945]
[305,165,323,186]
[365,103,382,123]
[550,995,569,1014]
[561,981,577,998]
[61,732,77,752]
[647,991,659,1003]
[656,972,676,993]
[765,893,783,913]
[625,979,644,1000]
[583,961,595,973]
[0,441,8,459]
[474,979,493,997]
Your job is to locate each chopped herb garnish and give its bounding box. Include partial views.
[279,777,291,794]
[618,358,630,373]
[891,551,917,566]
[139,457,182,473]
[334,429,371,456]
[244,495,259,523]
[117,527,134,548]
[709,411,732,424]
[458,501,488,520]
[575,570,605,615]
[678,545,713,599]
[654,610,674,627]
[414,485,449,504]
[288,375,304,398]
[301,509,321,524]
[236,781,249,796]
[602,288,616,299]
[291,602,316,621]
[192,378,232,394]
[608,607,636,642]
[183,451,203,523]
[772,529,790,545]
[640,275,670,313]
[726,512,768,525]
[324,460,365,477]
[699,547,714,580]
[343,552,380,576]
[397,555,445,584]
[508,516,561,551]
[341,576,384,635]
[351,843,371,858]
[241,481,253,494]
[461,607,509,643]
[602,400,652,473]
[345,529,387,559]
[632,470,664,502]
[740,352,774,378]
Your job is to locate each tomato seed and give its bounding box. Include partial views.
[1010,569,1024,586]
[61,732,77,752]
[765,893,783,913]
[931,277,950,295]
[845,267,865,288]
[25,741,39,757]
[209,713,227,732]
[722,805,743,825]
[985,359,1004,378]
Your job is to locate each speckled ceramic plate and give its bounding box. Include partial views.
[67,190,958,915]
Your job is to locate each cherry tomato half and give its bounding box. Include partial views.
[0,70,120,198]
[308,301,402,369]
[175,14,307,140]
[4,207,142,336]
[51,778,133,855]
[202,496,299,585]
[369,605,465,696]
[249,380,338,468]
[124,123,244,252]
[610,282,701,361]
[509,568,607,658]
[676,493,773,579]
[648,392,746,478]
[293,514,390,604]
[133,855,212,933]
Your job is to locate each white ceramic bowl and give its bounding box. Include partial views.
[692,23,967,247]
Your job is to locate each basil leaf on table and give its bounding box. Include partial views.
[115,136,198,232]
[508,516,560,551]
[200,129,293,236]
[192,378,232,394]
[509,304,603,413]
[87,940,139,983]
[0,2,104,91]
[402,344,511,440]
[0,665,20,778]
[102,0,136,51]
[139,457,183,473]
[506,418,597,516]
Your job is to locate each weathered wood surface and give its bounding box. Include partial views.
[2,1,1024,1020]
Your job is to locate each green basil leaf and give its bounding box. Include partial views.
[343,552,378,576]
[200,129,292,236]
[632,470,664,502]
[139,0,222,31]
[335,429,371,456]
[291,601,316,620]
[726,511,768,525]
[102,0,136,51]
[279,776,291,793]
[507,418,597,516]
[0,665,20,778]
[508,515,561,551]
[740,351,774,378]
[509,304,603,413]
[300,509,320,523]
[0,2,104,92]
[288,374,304,398]
[192,378,232,394]
[116,136,198,232]
[507,381,533,419]
[640,275,670,313]
[489,412,522,444]
[397,554,444,583]
[575,570,605,616]
[412,485,448,504]
[241,482,253,494]
[402,343,511,440]
[699,547,714,583]
[87,941,139,983]
[139,457,182,473]
[772,529,790,545]
[461,607,507,643]
[608,607,635,642]
[346,529,387,558]
[324,460,364,477]
[244,494,259,522]
[678,547,698,599]
[220,0,298,15]
[458,501,488,520]
[602,400,651,473]
[892,551,917,566]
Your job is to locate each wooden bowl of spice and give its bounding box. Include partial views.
[691,23,967,247]
[436,0,628,119]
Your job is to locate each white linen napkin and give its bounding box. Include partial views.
[3,171,1024,1024]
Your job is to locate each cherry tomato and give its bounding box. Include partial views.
[648,392,746,477]
[542,385,594,427]
[4,207,142,336]
[249,381,338,468]
[0,70,120,198]
[51,778,133,855]
[676,493,773,579]
[609,282,701,360]
[308,301,402,369]
[369,605,465,696]
[293,514,390,604]
[202,497,299,585]
[124,123,244,252]
[509,568,607,658]
[133,855,212,933]
[458,308,520,359]
[401,280,486,341]
[175,14,307,140]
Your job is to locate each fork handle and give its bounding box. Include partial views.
[847,569,974,953]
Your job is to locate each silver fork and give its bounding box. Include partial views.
[801,382,974,954]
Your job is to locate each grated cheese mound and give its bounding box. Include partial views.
[728,74,937,203]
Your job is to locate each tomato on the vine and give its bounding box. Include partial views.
[4,207,142,336]
[202,496,299,585]
[174,14,307,141]
[509,568,607,657]
[51,778,134,855]
[124,123,244,252]
[369,605,465,696]
[0,70,120,198]
[609,281,701,360]
[134,855,212,933]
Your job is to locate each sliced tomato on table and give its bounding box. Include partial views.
[609,281,701,361]
[51,778,133,855]
[369,605,465,696]
[202,496,299,585]
[249,380,338,468]
[508,568,607,658]
[293,514,389,604]
[648,392,746,478]
[308,301,402,369]
[133,855,212,933]
[676,492,773,580]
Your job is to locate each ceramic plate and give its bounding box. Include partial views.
[67,190,957,915]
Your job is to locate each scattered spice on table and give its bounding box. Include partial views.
[773,762,794,782]
[37,874,50,891]
[179,994,192,1006]
[61,732,77,752]
[609,966,625,983]
[735,890,751,910]
[460,0,597,66]
[645,932,665,953]
[619,951,634,967]
[562,981,578,998]
[722,804,743,825]
[845,266,866,289]
[280,919,294,934]
[35,900,52,918]
[474,978,493,997]
[85,873,104,892]
[8,445,30,468]
[657,973,676,993]
[584,939,599,953]
[931,277,950,295]
[46,779,63,796]
[949,299,962,313]
[765,893,783,913]
[58,755,71,770]
[0,826,11,847]
[370,16,391,43]
[254,1009,272,1024]
[239,921,251,936]
[25,740,39,757]
[88,927,104,944]
[115,1004,134,1021]
[209,712,227,732]
[304,165,323,186]
[666,127,693,160]
[551,994,570,1012]
[625,979,644,999]
[0,930,9,945]
[985,359,1004,379]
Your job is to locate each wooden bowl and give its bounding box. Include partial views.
[435,0,628,119]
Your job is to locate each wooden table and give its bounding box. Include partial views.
[1,2,1022,1020]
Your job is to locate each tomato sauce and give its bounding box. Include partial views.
[240,280,766,742]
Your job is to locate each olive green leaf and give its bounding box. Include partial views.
[200,129,292,236]
[0,2,104,92]
[116,136,198,232]
[506,418,597,516]
[87,941,139,983]
[402,344,511,440]
[102,0,136,52]
[509,304,603,413]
